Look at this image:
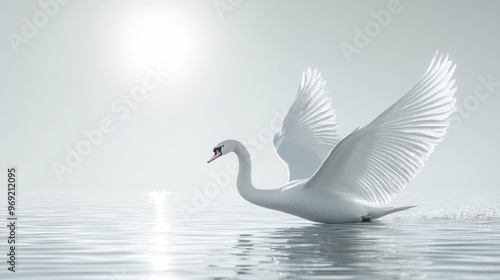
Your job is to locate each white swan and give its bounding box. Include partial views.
[208,52,457,223]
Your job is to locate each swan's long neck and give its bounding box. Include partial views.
[232,141,280,209]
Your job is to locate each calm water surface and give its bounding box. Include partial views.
[1,189,499,280]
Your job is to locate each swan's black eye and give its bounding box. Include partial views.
[213,146,223,154]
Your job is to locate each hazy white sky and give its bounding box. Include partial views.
[1,0,499,194]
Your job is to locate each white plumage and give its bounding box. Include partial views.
[208,52,457,223]
[274,68,341,181]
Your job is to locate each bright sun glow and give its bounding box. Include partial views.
[120,9,192,73]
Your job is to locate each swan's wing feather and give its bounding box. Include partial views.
[307,53,457,205]
[274,68,341,181]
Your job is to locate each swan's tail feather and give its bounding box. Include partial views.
[368,205,416,219]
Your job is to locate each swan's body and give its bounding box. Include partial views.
[208,52,457,223]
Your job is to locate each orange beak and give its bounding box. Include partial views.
[207,150,222,163]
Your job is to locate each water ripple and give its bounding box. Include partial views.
[0,190,499,279]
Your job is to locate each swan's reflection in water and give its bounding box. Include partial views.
[231,222,430,279]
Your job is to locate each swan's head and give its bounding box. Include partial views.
[207,140,235,163]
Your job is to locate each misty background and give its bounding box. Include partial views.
[1,0,499,195]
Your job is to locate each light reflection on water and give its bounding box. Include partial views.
[148,190,170,272]
[0,190,499,280]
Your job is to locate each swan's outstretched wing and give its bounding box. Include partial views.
[274,68,341,181]
[306,53,457,205]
